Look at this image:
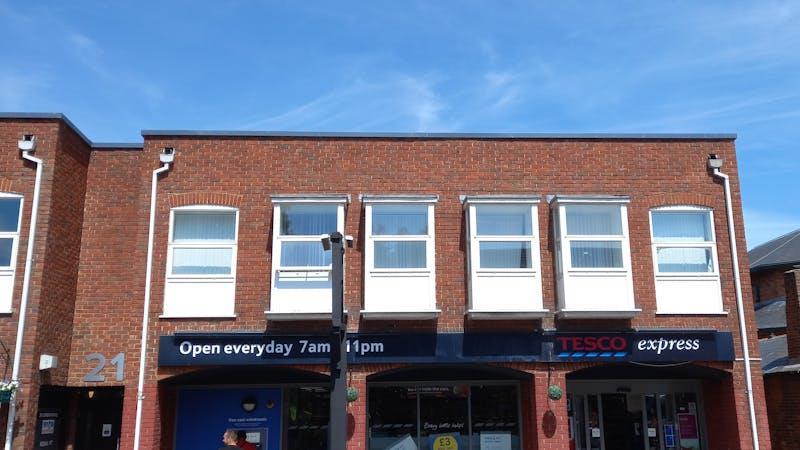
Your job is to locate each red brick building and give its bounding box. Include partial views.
[0,113,770,450]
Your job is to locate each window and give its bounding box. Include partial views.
[650,206,723,314]
[163,206,238,317]
[551,196,637,317]
[0,195,23,312]
[268,196,347,317]
[362,195,437,317]
[368,383,521,450]
[463,196,545,317]
[651,209,715,274]
[564,204,624,269]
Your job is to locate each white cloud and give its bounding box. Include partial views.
[236,74,450,132]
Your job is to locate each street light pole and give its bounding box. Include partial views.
[325,232,348,450]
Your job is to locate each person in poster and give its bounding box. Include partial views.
[236,430,257,450]
[220,430,240,450]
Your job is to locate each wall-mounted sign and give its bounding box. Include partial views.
[552,331,733,362]
[83,352,124,382]
[157,331,734,367]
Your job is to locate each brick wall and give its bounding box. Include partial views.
[752,268,788,303]
[0,116,774,449]
[784,270,800,359]
[0,118,90,449]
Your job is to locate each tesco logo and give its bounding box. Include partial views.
[556,336,627,352]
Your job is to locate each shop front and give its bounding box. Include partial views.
[157,330,734,450]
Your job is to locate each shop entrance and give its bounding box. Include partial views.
[567,381,705,450]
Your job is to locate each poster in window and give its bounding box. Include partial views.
[386,435,418,450]
[479,432,511,450]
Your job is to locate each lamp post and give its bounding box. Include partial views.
[322,232,350,450]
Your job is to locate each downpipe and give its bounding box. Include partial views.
[133,151,173,450]
[4,144,43,450]
[709,155,760,450]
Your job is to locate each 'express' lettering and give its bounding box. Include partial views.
[636,338,701,354]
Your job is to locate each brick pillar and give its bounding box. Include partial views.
[532,369,570,450]
[703,375,741,449]
[729,361,773,450]
[784,269,800,359]
[347,370,367,450]
[118,384,140,450]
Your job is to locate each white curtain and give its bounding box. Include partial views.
[656,247,713,272]
[479,241,531,268]
[372,205,427,235]
[281,241,331,267]
[566,205,622,236]
[174,212,236,241]
[280,204,337,236]
[172,248,233,275]
[652,212,710,242]
[374,241,426,268]
[570,241,622,268]
[476,205,532,236]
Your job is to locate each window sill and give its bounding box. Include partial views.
[557,309,641,319]
[265,311,348,321]
[655,310,728,316]
[159,314,237,320]
[360,310,440,320]
[466,309,548,320]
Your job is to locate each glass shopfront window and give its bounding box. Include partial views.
[369,383,521,450]
[567,382,705,450]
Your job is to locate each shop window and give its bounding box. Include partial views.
[368,384,521,450]
[163,206,238,317]
[362,195,438,318]
[551,196,637,317]
[286,386,329,450]
[0,195,22,313]
[268,195,347,318]
[463,197,546,318]
[650,207,723,314]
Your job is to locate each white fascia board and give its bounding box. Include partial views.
[359,194,439,203]
[548,194,631,207]
[270,194,351,204]
[459,194,541,205]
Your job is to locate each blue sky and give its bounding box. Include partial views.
[1,1,798,248]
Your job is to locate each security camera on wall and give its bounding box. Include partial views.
[18,134,36,152]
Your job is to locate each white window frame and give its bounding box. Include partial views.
[270,195,348,275]
[0,193,23,313]
[361,194,438,318]
[463,195,547,318]
[551,195,638,318]
[267,195,348,319]
[162,205,239,318]
[166,205,239,280]
[649,206,720,277]
[559,200,631,273]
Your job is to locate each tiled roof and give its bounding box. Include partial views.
[749,228,800,271]
[755,299,786,331]
[760,335,791,374]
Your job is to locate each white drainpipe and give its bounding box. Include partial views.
[709,154,760,450]
[4,138,43,450]
[133,147,174,450]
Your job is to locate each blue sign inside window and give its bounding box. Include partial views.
[175,387,281,450]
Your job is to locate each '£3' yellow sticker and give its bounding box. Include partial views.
[432,435,458,450]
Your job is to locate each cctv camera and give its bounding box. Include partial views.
[18,134,36,152]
